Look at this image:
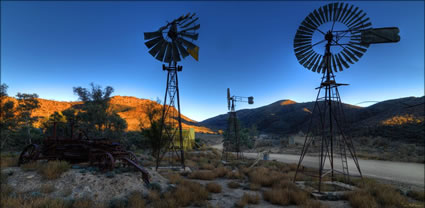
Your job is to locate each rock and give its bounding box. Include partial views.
[26,175,34,179]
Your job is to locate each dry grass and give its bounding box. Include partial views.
[235,193,261,208]
[249,183,261,191]
[128,191,146,208]
[0,155,18,168]
[263,187,309,206]
[407,190,425,202]
[38,160,70,180]
[227,181,240,189]
[200,163,215,170]
[188,170,216,180]
[248,167,290,187]
[40,184,56,194]
[346,190,378,208]
[148,190,160,201]
[206,182,222,193]
[301,200,329,208]
[170,180,209,207]
[226,170,244,179]
[213,167,230,178]
[21,161,43,171]
[164,172,184,184]
[352,178,409,207]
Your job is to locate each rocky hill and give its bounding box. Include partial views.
[3,96,213,133]
[200,96,424,143]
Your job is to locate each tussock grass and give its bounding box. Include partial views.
[206,182,222,193]
[236,193,261,207]
[407,190,425,202]
[248,167,290,187]
[164,172,184,184]
[263,187,309,206]
[0,154,18,168]
[301,200,329,208]
[38,160,70,180]
[346,190,378,208]
[213,167,230,178]
[21,161,43,171]
[227,181,240,189]
[40,184,55,194]
[200,163,215,170]
[188,170,216,180]
[249,183,261,191]
[226,170,244,179]
[127,191,146,208]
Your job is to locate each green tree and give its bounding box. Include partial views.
[140,99,170,170]
[0,84,18,149]
[73,83,127,139]
[16,92,40,144]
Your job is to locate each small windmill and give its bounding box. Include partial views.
[223,88,254,160]
[292,3,400,192]
[144,13,200,168]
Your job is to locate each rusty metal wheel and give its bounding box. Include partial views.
[18,144,40,165]
[98,152,115,172]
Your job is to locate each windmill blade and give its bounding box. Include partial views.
[333,3,340,22]
[176,40,190,58]
[337,3,349,22]
[148,38,165,58]
[145,37,163,49]
[144,31,162,40]
[348,42,368,52]
[308,53,321,70]
[318,7,326,24]
[301,19,317,31]
[308,12,321,28]
[346,45,365,58]
[335,54,344,72]
[340,50,354,64]
[171,41,181,63]
[348,12,367,29]
[344,7,360,26]
[298,49,315,66]
[179,32,199,40]
[304,53,319,69]
[179,37,197,49]
[299,24,315,33]
[181,17,199,28]
[351,22,372,31]
[180,24,200,33]
[297,29,313,36]
[337,53,350,69]
[328,3,334,22]
[155,40,169,61]
[312,56,323,72]
[313,9,324,25]
[342,5,357,25]
[343,48,359,62]
[305,15,319,29]
[323,4,329,22]
[164,42,173,63]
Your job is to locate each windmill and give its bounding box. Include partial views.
[223,88,254,160]
[292,3,400,192]
[144,13,200,168]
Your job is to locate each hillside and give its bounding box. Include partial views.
[4,96,213,133]
[200,96,424,142]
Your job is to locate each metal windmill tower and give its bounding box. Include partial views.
[292,3,400,192]
[144,13,200,168]
[223,88,254,160]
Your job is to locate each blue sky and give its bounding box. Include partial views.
[1,1,424,121]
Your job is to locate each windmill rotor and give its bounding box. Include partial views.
[294,2,373,73]
[144,13,200,63]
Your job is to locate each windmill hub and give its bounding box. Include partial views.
[325,31,333,41]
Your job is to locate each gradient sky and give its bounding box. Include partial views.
[1,1,424,121]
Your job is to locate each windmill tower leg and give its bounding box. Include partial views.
[158,62,185,169]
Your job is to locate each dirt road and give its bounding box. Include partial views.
[213,143,424,187]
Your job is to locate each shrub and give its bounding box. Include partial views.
[213,167,230,178]
[165,173,183,184]
[21,161,43,171]
[0,155,18,168]
[172,180,209,207]
[242,193,260,204]
[38,160,70,180]
[263,187,308,206]
[301,200,329,208]
[407,190,425,202]
[249,183,261,191]
[346,190,378,208]
[40,184,55,193]
[248,167,290,187]
[200,163,215,170]
[206,182,222,193]
[188,170,216,180]
[226,170,244,179]
[227,181,240,189]
[127,191,145,208]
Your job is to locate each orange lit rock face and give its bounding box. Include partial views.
[280,100,297,106]
[4,96,214,133]
[382,114,424,126]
